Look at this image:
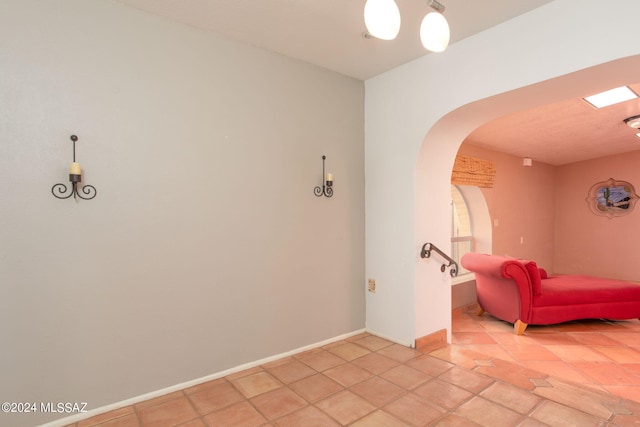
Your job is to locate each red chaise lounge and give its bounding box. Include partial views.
[461,252,640,334]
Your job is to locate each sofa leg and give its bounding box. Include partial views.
[475,306,485,316]
[514,320,528,335]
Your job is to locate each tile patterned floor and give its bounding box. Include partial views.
[452,305,640,404]
[66,308,640,426]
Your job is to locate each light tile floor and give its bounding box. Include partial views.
[452,305,640,404]
[67,308,640,426]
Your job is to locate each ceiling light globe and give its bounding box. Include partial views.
[364,0,401,41]
[420,12,450,52]
[625,115,640,129]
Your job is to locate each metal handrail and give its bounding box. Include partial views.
[420,242,459,277]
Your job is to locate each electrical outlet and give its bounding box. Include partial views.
[368,278,376,293]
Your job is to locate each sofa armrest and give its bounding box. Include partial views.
[461,253,534,324]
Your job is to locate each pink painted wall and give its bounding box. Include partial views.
[458,143,640,281]
[457,143,557,272]
[555,150,640,281]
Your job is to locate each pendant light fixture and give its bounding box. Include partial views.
[364,0,401,40]
[364,0,449,52]
[420,0,450,52]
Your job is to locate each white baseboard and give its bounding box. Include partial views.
[39,328,367,427]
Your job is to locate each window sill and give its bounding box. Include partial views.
[452,272,475,286]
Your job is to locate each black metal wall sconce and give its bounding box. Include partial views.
[313,155,333,197]
[51,135,97,200]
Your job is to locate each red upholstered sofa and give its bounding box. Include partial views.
[461,252,640,334]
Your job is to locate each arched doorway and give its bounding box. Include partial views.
[414,55,640,344]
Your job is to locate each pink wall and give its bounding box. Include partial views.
[458,143,640,281]
[555,150,640,281]
[457,143,556,272]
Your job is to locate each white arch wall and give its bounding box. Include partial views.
[364,0,640,345]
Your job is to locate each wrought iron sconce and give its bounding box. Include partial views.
[51,135,97,200]
[313,155,333,197]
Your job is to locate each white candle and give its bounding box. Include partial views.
[70,162,81,175]
[326,173,333,182]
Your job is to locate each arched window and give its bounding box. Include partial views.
[450,184,492,283]
[451,185,473,278]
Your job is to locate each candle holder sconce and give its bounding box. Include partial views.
[313,155,333,198]
[51,135,97,200]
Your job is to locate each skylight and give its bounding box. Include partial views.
[583,86,638,108]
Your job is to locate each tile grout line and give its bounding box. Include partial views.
[71,315,640,426]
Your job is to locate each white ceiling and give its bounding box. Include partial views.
[113,0,552,80]
[113,0,640,166]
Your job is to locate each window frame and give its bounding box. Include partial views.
[451,185,475,283]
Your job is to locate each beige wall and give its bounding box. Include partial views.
[457,143,557,272]
[0,1,364,425]
[555,150,640,280]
